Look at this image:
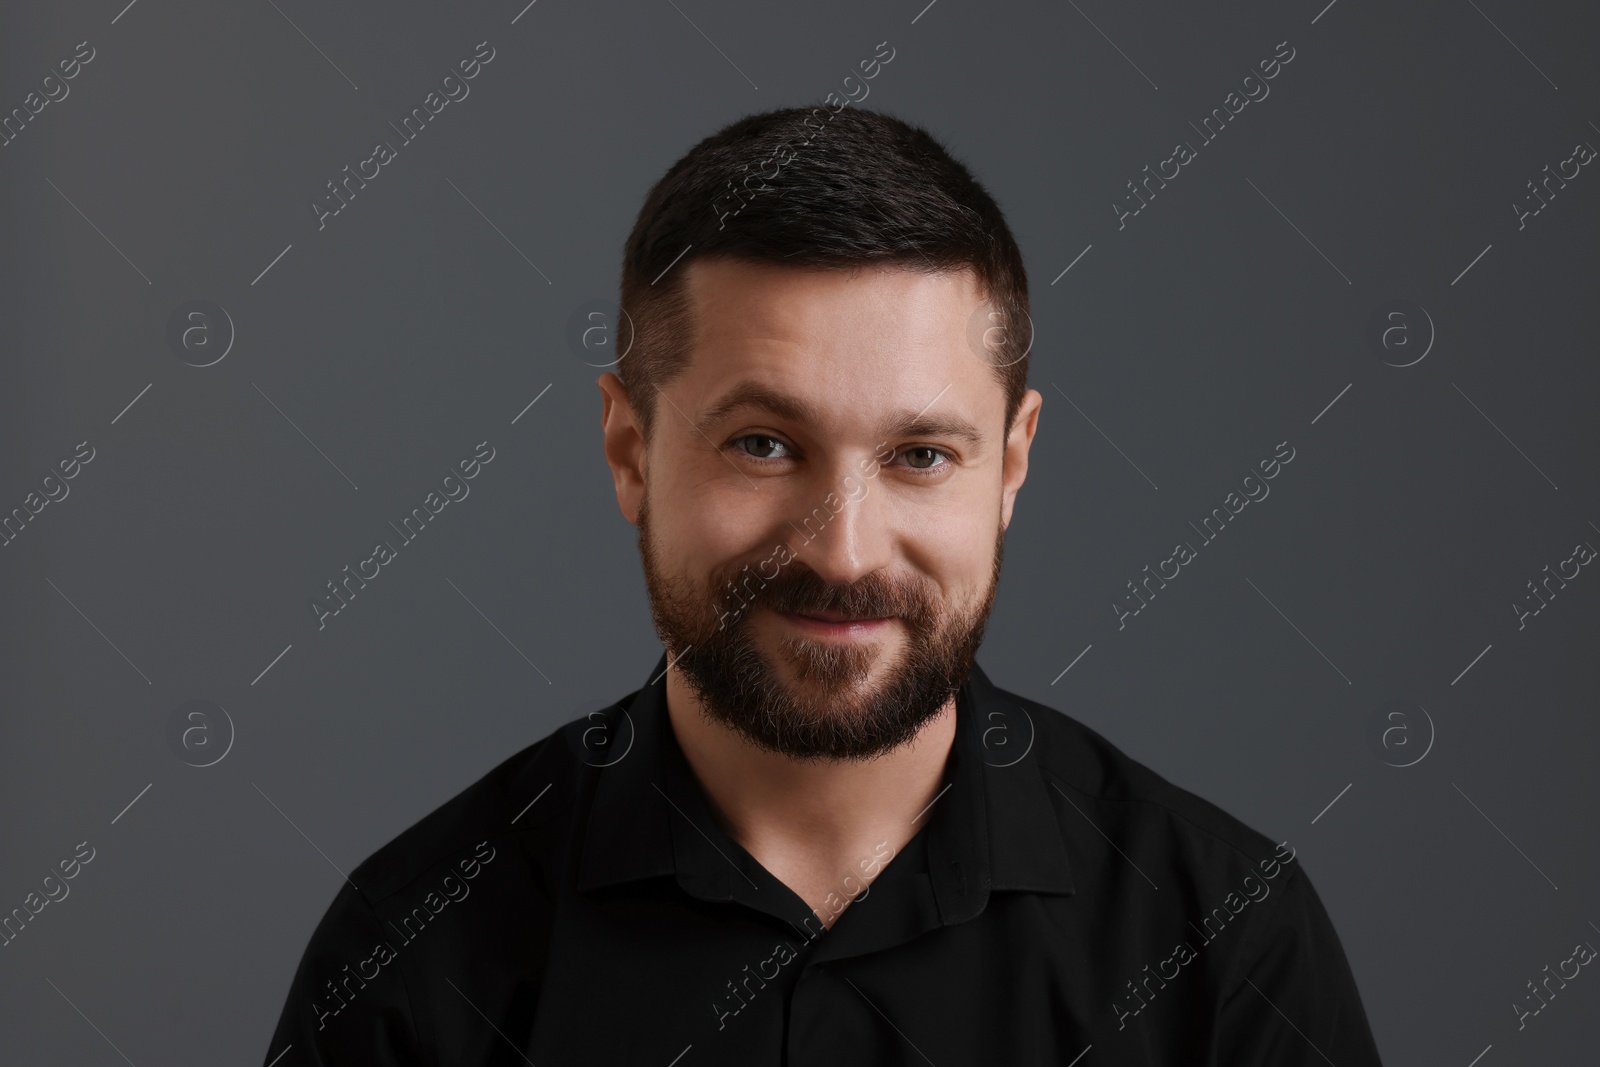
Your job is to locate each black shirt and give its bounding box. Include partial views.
[263,654,1383,1065]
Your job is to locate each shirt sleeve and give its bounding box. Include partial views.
[261,880,426,1067]
[1214,863,1384,1066]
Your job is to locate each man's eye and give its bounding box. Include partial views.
[730,437,947,470]
[735,435,789,460]
[902,446,949,471]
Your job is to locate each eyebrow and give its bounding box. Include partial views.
[697,381,987,450]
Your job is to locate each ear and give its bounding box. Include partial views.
[999,388,1042,531]
[598,372,647,525]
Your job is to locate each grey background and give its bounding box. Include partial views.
[1,0,1596,1063]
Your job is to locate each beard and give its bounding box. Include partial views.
[637,491,1004,762]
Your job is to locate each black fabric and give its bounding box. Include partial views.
[263,653,1383,1065]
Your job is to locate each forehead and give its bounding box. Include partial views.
[675,258,1005,429]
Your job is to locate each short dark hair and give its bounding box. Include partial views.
[616,106,1031,442]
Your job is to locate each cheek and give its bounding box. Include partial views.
[901,492,999,602]
[654,472,797,580]
[913,473,996,535]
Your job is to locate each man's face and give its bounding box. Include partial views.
[601,258,1041,762]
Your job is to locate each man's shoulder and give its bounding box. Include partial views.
[345,705,626,906]
[991,677,1285,869]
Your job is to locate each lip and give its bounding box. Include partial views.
[775,609,895,639]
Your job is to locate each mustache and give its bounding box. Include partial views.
[713,556,939,630]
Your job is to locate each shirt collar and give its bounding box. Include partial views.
[574,652,1075,919]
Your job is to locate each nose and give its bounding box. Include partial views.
[785,460,893,587]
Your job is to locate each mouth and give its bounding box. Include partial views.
[774,607,896,640]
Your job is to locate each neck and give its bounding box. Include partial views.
[663,666,957,924]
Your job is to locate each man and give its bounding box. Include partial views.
[264,106,1383,1065]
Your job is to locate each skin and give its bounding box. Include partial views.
[598,257,1042,925]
